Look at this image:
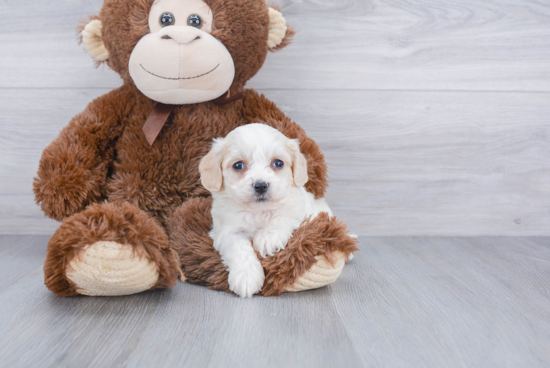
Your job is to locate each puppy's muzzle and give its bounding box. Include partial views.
[253,181,269,195]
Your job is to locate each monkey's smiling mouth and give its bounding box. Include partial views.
[140,64,220,80]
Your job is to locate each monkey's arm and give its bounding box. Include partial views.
[241,89,328,199]
[34,86,135,221]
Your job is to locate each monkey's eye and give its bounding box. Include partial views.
[273,160,284,169]
[233,161,245,171]
[160,13,175,27]
[188,14,202,28]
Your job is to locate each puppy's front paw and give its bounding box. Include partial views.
[228,263,265,298]
[254,229,291,258]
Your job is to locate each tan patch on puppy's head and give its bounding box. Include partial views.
[199,138,225,192]
[286,139,308,187]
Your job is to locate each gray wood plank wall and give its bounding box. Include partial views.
[1,0,549,235]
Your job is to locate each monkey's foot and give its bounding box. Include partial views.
[44,202,181,297]
[284,252,347,292]
[66,241,159,296]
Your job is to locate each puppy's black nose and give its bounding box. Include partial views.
[253,181,269,194]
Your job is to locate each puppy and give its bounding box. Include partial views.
[199,123,333,298]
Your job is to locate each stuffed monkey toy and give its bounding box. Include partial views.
[34,0,358,297]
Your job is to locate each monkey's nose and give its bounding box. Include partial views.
[253,181,269,195]
[159,26,202,44]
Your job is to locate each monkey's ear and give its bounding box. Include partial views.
[268,6,295,52]
[78,18,109,62]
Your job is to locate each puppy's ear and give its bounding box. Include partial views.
[287,139,309,187]
[199,138,225,192]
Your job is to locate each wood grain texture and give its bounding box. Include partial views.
[2,89,549,235]
[1,0,549,235]
[1,0,550,91]
[1,235,549,367]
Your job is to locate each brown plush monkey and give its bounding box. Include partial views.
[34,0,358,297]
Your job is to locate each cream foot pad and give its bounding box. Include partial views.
[285,252,347,292]
[66,241,159,296]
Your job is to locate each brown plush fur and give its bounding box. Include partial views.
[35,0,352,296]
[168,197,229,291]
[34,86,135,221]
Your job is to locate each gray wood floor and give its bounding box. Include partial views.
[1,235,549,368]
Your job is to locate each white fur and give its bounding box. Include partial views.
[199,124,333,298]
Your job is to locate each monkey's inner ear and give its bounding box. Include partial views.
[81,19,109,62]
[268,7,294,51]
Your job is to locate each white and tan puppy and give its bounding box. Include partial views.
[199,123,333,298]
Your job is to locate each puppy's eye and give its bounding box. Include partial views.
[160,13,175,27]
[188,14,202,28]
[273,160,284,169]
[233,161,245,171]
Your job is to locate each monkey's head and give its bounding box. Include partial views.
[80,0,293,104]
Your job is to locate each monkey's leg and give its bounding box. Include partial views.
[260,213,359,296]
[44,202,180,296]
[168,197,230,292]
[168,197,358,296]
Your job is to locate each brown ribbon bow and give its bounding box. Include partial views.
[142,90,244,146]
